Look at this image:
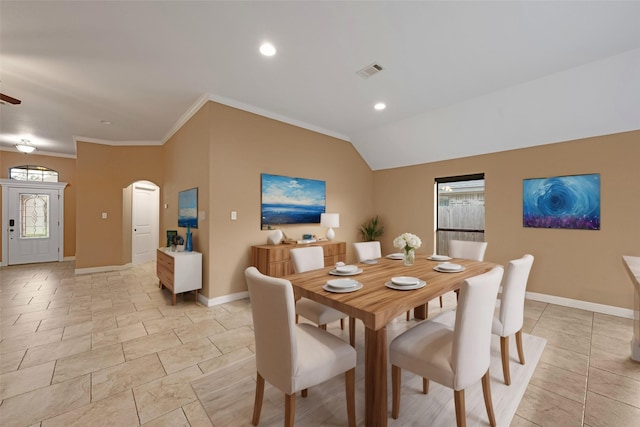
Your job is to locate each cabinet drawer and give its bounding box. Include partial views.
[157,251,174,273]
[322,242,346,257]
[157,268,174,288]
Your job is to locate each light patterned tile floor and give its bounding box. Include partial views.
[0,261,638,426]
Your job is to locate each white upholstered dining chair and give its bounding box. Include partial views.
[446,239,489,304]
[492,254,534,385]
[290,246,354,346]
[353,241,382,263]
[448,239,488,262]
[389,266,504,427]
[244,267,356,427]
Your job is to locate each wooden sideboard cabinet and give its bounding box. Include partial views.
[157,248,202,305]
[251,240,346,277]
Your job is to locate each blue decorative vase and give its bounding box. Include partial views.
[185,225,193,252]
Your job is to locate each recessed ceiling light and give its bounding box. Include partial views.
[374,103,386,111]
[100,120,112,125]
[259,42,276,57]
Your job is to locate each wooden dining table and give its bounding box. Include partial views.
[284,255,498,427]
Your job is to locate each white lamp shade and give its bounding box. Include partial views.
[320,213,340,228]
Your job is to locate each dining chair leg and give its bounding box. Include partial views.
[453,389,466,427]
[406,310,410,321]
[301,389,308,397]
[345,368,356,427]
[515,329,526,365]
[391,365,401,419]
[439,295,443,307]
[295,314,299,324]
[340,318,345,330]
[252,372,265,426]
[422,378,429,394]
[349,317,356,347]
[320,324,327,331]
[500,336,511,385]
[481,369,497,427]
[284,393,296,427]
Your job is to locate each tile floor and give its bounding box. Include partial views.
[1,261,638,426]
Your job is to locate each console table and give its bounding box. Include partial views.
[157,248,202,305]
[251,240,346,277]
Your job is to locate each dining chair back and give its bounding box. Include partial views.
[353,241,382,262]
[493,254,534,385]
[245,267,356,426]
[290,246,325,273]
[448,239,488,261]
[390,266,504,427]
[290,246,354,346]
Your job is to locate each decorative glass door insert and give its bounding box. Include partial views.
[20,193,50,238]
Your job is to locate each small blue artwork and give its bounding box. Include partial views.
[261,173,326,229]
[178,187,198,228]
[523,174,600,230]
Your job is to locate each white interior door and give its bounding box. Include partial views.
[7,186,62,265]
[132,182,159,264]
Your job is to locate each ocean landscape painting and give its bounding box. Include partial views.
[178,187,198,228]
[523,173,600,230]
[261,173,325,229]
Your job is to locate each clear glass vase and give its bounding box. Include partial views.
[403,248,415,266]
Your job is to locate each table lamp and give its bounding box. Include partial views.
[321,213,339,241]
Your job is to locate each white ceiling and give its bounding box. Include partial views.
[1,1,640,169]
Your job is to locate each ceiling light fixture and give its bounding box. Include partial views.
[374,102,386,111]
[259,42,276,57]
[15,139,36,153]
[100,120,112,125]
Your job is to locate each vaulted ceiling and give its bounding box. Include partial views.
[1,1,639,169]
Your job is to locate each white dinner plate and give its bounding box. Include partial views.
[336,265,358,273]
[326,278,360,289]
[329,268,363,276]
[428,254,452,261]
[385,280,426,291]
[433,265,465,273]
[391,276,420,286]
[386,253,404,260]
[323,282,363,293]
[361,259,379,264]
[437,262,462,271]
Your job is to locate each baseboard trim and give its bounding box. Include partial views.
[75,263,133,275]
[198,291,249,307]
[63,256,76,261]
[526,291,634,319]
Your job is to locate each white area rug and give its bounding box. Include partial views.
[193,327,546,426]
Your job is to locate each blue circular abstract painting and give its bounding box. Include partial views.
[523,174,600,230]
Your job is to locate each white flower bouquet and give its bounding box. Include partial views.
[393,233,422,251]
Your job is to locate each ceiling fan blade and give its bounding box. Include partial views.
[0,93,22,105]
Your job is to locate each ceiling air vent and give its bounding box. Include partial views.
[356,62,384,79]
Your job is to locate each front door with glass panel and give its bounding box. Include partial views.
[7,187,61,265]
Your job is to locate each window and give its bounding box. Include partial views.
[436,173,485,254]
[9,165,59,182]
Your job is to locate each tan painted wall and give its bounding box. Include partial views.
[0,151,77,260]
[6,104,633,311]
[75,142,163,269]
[373,130,640,309]
[161,103,212,297]
[208,102,374,299]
